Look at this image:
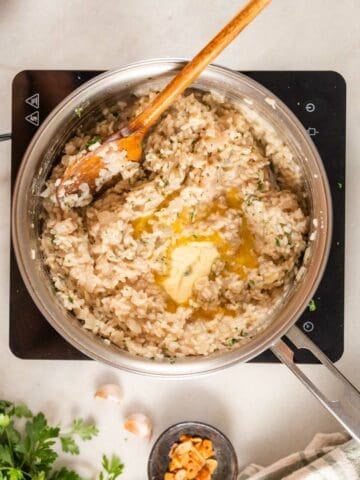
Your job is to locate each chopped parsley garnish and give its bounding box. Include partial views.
[275,238,281,247]
[86,135,102,148]
[159,175,169,187]
[227,338,238,346]
[190,138,199,152]
[74,106,83,118]
[189,210,196,223]
[210,262,217,275]
[285,232,292,245]
[68,296,74,304]
[308,299,317,312]
[184,267,192,276]
[256,173,264,191]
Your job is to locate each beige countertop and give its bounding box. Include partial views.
[1,1,360,478]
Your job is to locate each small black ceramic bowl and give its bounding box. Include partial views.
[148,421,238,479]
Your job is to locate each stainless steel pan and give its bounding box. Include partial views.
[11,60,360,440]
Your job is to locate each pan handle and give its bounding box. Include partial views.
[0,133,11,142]
[271,325,360,442]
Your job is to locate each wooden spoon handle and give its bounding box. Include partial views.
[130,0,271,132]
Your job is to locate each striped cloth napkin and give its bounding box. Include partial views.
[238,433,360,479]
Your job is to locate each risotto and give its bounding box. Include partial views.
[40,91,309,359]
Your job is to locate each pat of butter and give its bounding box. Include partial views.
[162,241,219,304]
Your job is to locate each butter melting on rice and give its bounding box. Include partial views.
[40,91,308,359]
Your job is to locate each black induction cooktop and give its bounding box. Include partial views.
[10,70,346,363]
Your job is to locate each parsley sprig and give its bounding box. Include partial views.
[0,400,124,480]
[99,455,124,480]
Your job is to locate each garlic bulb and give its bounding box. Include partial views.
[94,384,122,403]
[123,413,153,440]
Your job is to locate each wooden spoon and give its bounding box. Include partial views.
[57,0,271,205]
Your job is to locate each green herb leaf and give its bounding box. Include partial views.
[32,472,46,480]
[275,238,281,247]
[159,175,169,187]
[26,413,60,444]
[101,455,124,480]
[71,418,98,441]
[0,445,13,466]
[189,210,196,223]
[50,468,83,480]
[246,196,254,206]
[85,135,102,149]
[13,405,32,418]
[6,425,21,447]
[23,413,60,474]
[0,400,12,414]
[284,232,292,245]
[8,468,23,480]
[183,267,192,277]
[256,173,264,191]
[308,299,317,312]
[227,338,238,346]
[60,437,79,455]
[0,414,10,428]
[74,107,83,118]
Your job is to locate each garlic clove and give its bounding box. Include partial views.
[94,384,122,403]
[123,413,153,440]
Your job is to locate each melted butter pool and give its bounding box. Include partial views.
[131,187,258,310]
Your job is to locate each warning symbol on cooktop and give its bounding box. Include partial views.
[25,111,39,127]
[25,93,40,109]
